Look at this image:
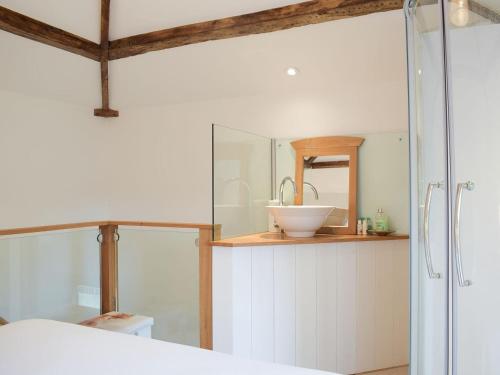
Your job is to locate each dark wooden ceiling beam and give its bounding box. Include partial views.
[108,0,404,60]
[0,5,100,61]
[1,0,406,116]
[94,0,119,118]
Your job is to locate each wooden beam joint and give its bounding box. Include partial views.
[94,108,119,118]
[94,0,119,117]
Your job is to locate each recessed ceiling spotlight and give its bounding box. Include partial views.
[286,67,299,76]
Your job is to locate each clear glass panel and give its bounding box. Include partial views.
[0,229,100,323]
[444,2,500,374]
[407,0,450,374]
[117,228,199,346]
[212,124,272,239]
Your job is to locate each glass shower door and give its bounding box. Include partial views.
[407,1,450,374]
[444,3,500,374]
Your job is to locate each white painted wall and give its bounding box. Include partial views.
[358,132,409,233]
[0,90,112,229]
[0,10,407,227]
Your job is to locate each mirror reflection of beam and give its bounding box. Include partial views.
[304,156,350,169]
[305,160,350,169]
[469,0,500,23]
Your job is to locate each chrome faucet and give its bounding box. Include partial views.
[279,177,297,206]
[304,181,319,200]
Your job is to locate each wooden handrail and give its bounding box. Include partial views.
[109,221,215,230]
[0,220,216,236]
[0,221,108,236]
[0,219,217,351]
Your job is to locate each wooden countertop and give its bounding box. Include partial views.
[211,232,409,247]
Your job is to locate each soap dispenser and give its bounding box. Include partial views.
[375,208,389,231]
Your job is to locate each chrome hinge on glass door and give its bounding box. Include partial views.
[424,182,444,279]
[404,0,417,18]
[453,181,475,287]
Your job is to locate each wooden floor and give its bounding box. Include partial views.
[357,366,408,375]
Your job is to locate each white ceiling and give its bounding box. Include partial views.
[0,0,308,42]
[0,0,101,41]
[0,3,406,111]
[111,10,406,108]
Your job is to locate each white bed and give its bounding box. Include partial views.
[0,320,337,375]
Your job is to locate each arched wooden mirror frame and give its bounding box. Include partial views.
[291,136,365,235]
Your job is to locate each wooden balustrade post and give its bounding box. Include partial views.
[99,224,118,314]
[199,226,218,350]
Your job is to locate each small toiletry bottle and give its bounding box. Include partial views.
[362,219,368,235]
[357,219,363,235]
[268,200,280,232]
[366,217,373,231]
[375,209,389,231]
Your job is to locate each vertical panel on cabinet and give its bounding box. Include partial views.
[392,240,410,365]
[374,241,395,368]
[212,247,234,354]
[356,241,377,372]
[274,245,296,366]
[317,243,338,372]
[251,246,275,362]
[295,244,318,369]
[232,247,252,358]
[337,242,357,374]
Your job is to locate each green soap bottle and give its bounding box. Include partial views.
[375,208,389,231]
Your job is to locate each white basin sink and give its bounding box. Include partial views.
[267,205,335,238]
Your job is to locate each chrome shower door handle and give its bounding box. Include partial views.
[423,182,443,279]
[453,181,474,287]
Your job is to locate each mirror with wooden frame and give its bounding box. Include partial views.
[291,136,364,235]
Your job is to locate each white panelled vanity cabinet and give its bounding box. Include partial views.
[212,235,409,374]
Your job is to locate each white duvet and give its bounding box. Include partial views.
[0,320,336,375]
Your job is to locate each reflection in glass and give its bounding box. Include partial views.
[212,124,272,239]
[0,229,100,323]
[450,0,470,27]
[118,227,199,346]
[304,155,350,227]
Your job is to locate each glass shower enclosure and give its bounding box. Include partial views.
[406,0,500,374]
